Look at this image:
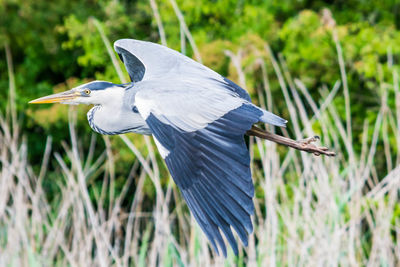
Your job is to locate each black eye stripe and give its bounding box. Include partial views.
[85,81,115,90]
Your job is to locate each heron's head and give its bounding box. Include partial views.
[29,81,129,106]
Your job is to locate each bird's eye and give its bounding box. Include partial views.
[84,89,91,95]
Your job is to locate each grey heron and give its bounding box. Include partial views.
[30,39,334,256]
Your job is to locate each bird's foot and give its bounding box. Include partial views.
[296,135,335,156]
[296,135,320,146]
[246,126,336,157]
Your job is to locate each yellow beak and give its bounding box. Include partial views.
[29,89,81,104]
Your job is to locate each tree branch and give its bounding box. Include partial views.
[247,126,336,157]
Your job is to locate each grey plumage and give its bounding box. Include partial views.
[30,38,287,257]
[114,39,286,256]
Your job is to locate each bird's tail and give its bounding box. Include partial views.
[253,105,287,127]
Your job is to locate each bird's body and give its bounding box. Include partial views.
[30,39,288,256]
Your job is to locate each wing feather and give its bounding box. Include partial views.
[134,82,269,255]
[114,38,253,101]
[115,40,288,255]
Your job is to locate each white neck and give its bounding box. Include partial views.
[87,88,150,135]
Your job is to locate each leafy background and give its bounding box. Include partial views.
[0,0,399,265]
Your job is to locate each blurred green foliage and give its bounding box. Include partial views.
[1,0,399,205]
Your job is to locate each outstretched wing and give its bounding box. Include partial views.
[133,78,285,256]
[114,38,252,101]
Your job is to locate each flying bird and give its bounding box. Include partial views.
[30,39,333,256]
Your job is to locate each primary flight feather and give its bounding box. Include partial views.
[30,39,287,256]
